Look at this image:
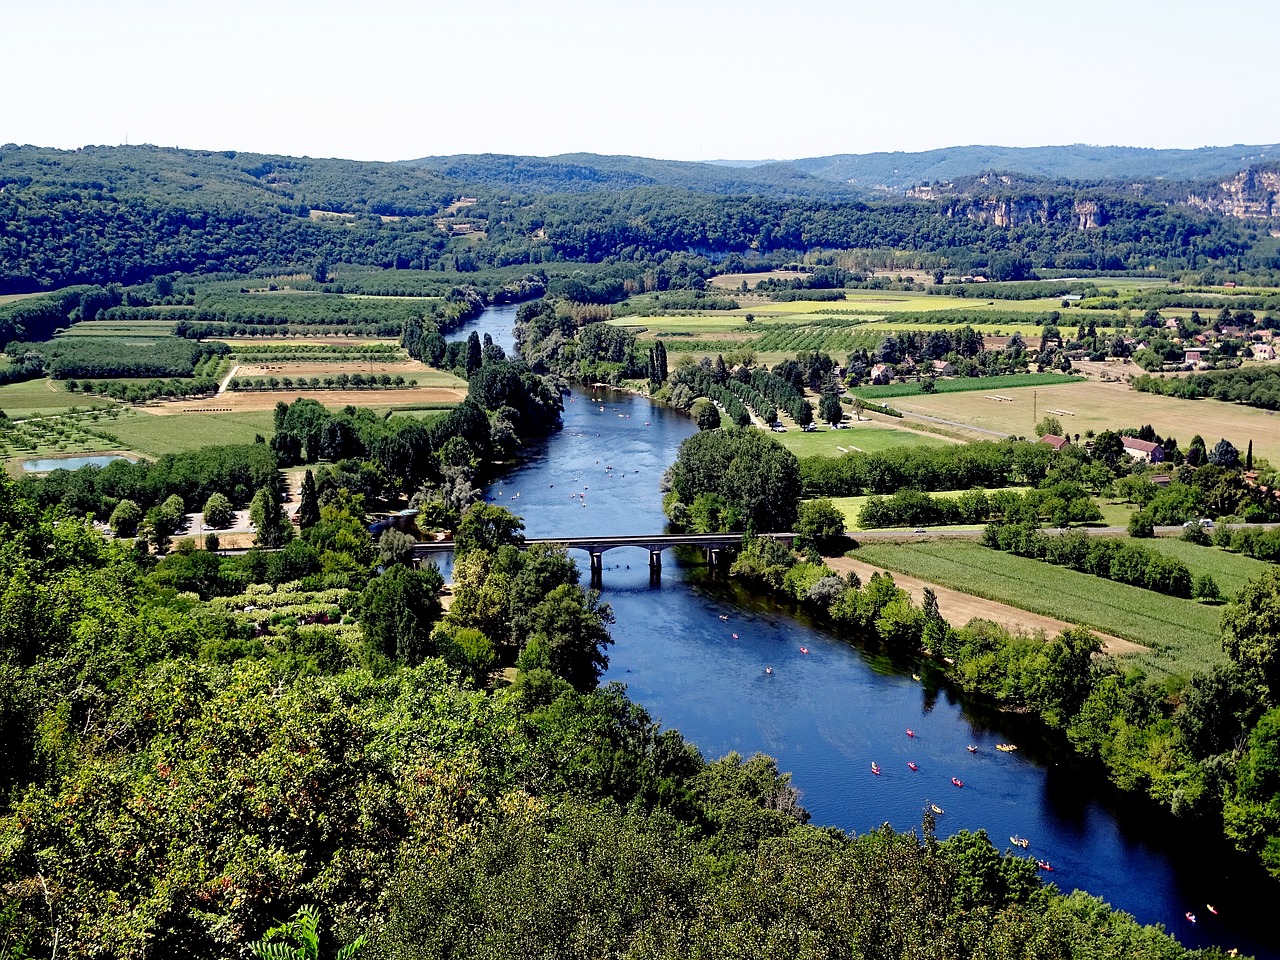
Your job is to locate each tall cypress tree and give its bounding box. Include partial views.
[298,469,321,529]
[1247,439,1254,471]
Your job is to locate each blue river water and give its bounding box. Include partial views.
[441,305,1277,958]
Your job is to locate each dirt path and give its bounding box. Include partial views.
[218,365,240,395]
[825,556,1146,657]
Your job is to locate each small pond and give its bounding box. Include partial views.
[21,454,134,472]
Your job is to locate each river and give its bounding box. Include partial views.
[445,305,1277,958]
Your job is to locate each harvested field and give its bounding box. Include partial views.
[148,387,467,414]
[231,360,455,380]
[891,377,1280,463]
[826,556,1142,657]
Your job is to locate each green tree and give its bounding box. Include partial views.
[455,503,525,557]
[795,499,846,552]
[250,474,295,548]
[517,584,615,692]
[819,391,843,427]
[667,428,802,533]
[298,468,321,529]
[109,498,142,537]
[357,563,445,668]
[1035,416,1063,438]
[692,399,722,431]
[1222,569,1280,696]
[378,528,417,568]
[202,492,234,529]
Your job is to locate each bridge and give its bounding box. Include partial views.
[411,532,796,575]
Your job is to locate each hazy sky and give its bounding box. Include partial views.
[5,0,1277,162]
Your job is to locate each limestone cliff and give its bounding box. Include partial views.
[1186,166,1280,219]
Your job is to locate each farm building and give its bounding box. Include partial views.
[1039,434,1070,451]
[931,360,957,376]
[1122,437,1165,463]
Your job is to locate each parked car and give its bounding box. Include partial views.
[771,424,787,433]
[1199,518,1215,529]
[802,422,818,432]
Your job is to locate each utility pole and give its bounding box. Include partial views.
[1033,390,1037,429]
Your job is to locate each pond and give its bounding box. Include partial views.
[22,454,134,472]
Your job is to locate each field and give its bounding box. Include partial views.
[889,377,1280,461]
[57,320,177,340]
[150,386,467,415]
[851,539,1226,678]
[1138,538,1272,598]
[852,372,1084,400]
[0,379,90,417]
[772,423,949,457]
[97,408,280,456]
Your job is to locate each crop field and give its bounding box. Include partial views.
[851,540,1226,678]
[103,408,279,456]
[889,377,1280,461]
[852,372,1084,400]
[58,320,177,339]
[770,423,949,457]
[1138,538,1272,598]
[0,412,123,465]
[231,360,455,382]
[152,386,467,414]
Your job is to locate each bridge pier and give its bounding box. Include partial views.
[649,549,662,571]
[590,551,603,574]
[706,547,721,567]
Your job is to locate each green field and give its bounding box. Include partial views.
[57,320,177,339]
[851,539,1226,678]
[771,424,947,457]
[1140,538,1273,598]
[0,379,92,417]
[852,373,1085,400]
[102,410,279,456]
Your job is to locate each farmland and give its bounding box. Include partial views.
[1137,537,1273,599]
[0,379,90,417]
[852,372,1084,400]
[889,376,1280,461]
[772,423,949,458]
[851,539,1226,678]
[825,487,1028,530]
[99,408,280,457]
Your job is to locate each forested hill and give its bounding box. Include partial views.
[405,152,852,197]
[790,143,1280,193]
[411,144,1280,197]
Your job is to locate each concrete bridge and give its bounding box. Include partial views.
[411,532,796,574]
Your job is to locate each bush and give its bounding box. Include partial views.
[1193,574,1222,602]
[1127,511,1154,538]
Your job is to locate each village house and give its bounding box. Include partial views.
[869,363,893,385]
[1039,434,1070,451]
[931,359,956,376]
[1253,342,1275,361]
[1184,348,1205,366]
[1122,437,1165,464]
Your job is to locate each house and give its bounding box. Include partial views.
[1254,343,1275,361]
[931,360,956,376]
[1150,474,1172,488]
[1122,437,1165,463]
[1184,349,1204,365]
[869,363,893,385]
[1039,434,1070,451]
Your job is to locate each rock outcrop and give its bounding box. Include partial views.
[1186,166,1279,219]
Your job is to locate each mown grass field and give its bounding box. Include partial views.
[771,424,948,457]
[852,372,1084,400]
[103,409,279,456]
[891,378,1280,462]
[1139,538,1273,598]
[851,539,1226,678]
[0,379,90,417]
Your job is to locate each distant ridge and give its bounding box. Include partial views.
[410,143,1280,197]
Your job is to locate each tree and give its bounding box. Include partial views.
[1187,435,1208,467]
[202,492,234,529]
[357,563,445,668]
[1035,416,1063,438]
[516,584,615,692]
[109,498,142,537]
[1127,511,1154,538]
[692,399,722,431]
[795,499,846,552]
[667,428,803,533]
[794,402,813,427]
[1222,569,1280,696]
[819,392,843,427]
[1247,439,1254,471]
[1194,573,1222,602]
[465,331,482,377]
[378,528,417,568]
[455,503,525,557]
[298,468,321,529]
[1209,438,1240,468]
[851,396,865,422]
[250,475,294,548]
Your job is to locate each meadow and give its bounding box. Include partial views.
[0,379,88,417]
[101,408,279,456]
[852,372,1084,400]
[772,423,948,457]
[851,539,1226,678]
[889,377,1280,460]
[1138,537,1273,598]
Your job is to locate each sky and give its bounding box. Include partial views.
[5,0,1278,163]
